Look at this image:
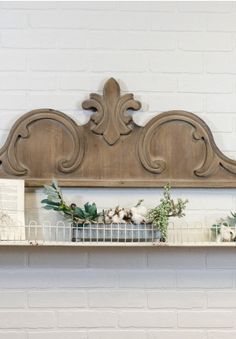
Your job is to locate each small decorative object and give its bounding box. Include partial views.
[103,200,147,225]
[146,184,188,242]
[212,212,236,242]
[103,206,131,224]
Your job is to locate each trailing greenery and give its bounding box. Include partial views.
[146,184,188,241]
[41,179,100,225]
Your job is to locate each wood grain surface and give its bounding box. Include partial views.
[0,78,235,188]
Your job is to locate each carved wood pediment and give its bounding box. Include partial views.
[82,78,141,145]
[0,78,236,188]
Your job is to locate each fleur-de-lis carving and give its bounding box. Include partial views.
[82,78,141,145]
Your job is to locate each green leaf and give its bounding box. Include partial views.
[41,199,60,206]
[46,194,60,203]
[83,211,90,218]
[44,185,57,194]
[43,205,55,210]
[50,206,61,211]
[88,202,97,212]
[89,204,98,217]
[51,178,59,190]
[73,207,85,219]
[84,202,90,213]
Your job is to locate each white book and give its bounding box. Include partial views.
[0,179,25,241]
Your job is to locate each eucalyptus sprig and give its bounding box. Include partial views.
[41,179,100,225]
[146,184,188,241]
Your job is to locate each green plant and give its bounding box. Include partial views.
[146,184,188,241]
[41,179,100,225]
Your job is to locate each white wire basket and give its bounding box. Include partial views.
[71,223,162,243]
[0,220,235,246]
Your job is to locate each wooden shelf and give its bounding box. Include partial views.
[0,241,235,247]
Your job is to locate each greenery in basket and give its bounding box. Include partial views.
[146,184,188,241]
[41,179,100,225]
[41,181,189,241]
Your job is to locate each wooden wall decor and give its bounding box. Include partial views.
[0,77,236,188]
[82,77,141,146]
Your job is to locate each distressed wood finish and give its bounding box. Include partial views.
[0,78,236,188]
[82,77,141,145]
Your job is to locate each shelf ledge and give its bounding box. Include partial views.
[0,241,236,248]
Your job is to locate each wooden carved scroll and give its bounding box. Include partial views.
[82,78,141,145]
[0,77,236,188]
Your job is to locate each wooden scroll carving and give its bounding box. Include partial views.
[0,77,236,188]
[82,77,141,145]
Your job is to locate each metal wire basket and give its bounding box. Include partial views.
[1,220,235,246]
[71,223,162,242]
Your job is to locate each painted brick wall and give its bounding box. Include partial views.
[1,1,236,338]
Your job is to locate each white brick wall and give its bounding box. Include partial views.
[0,248,236,338]
[1,1,236,338]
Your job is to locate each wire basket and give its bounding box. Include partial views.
[0,220,235,245]
[72,223,162,242]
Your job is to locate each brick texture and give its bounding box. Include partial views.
[0,2,236,338]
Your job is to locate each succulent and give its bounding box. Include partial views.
[146,184,188,241]
[41,179,100,224]
[72,202,100,224]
